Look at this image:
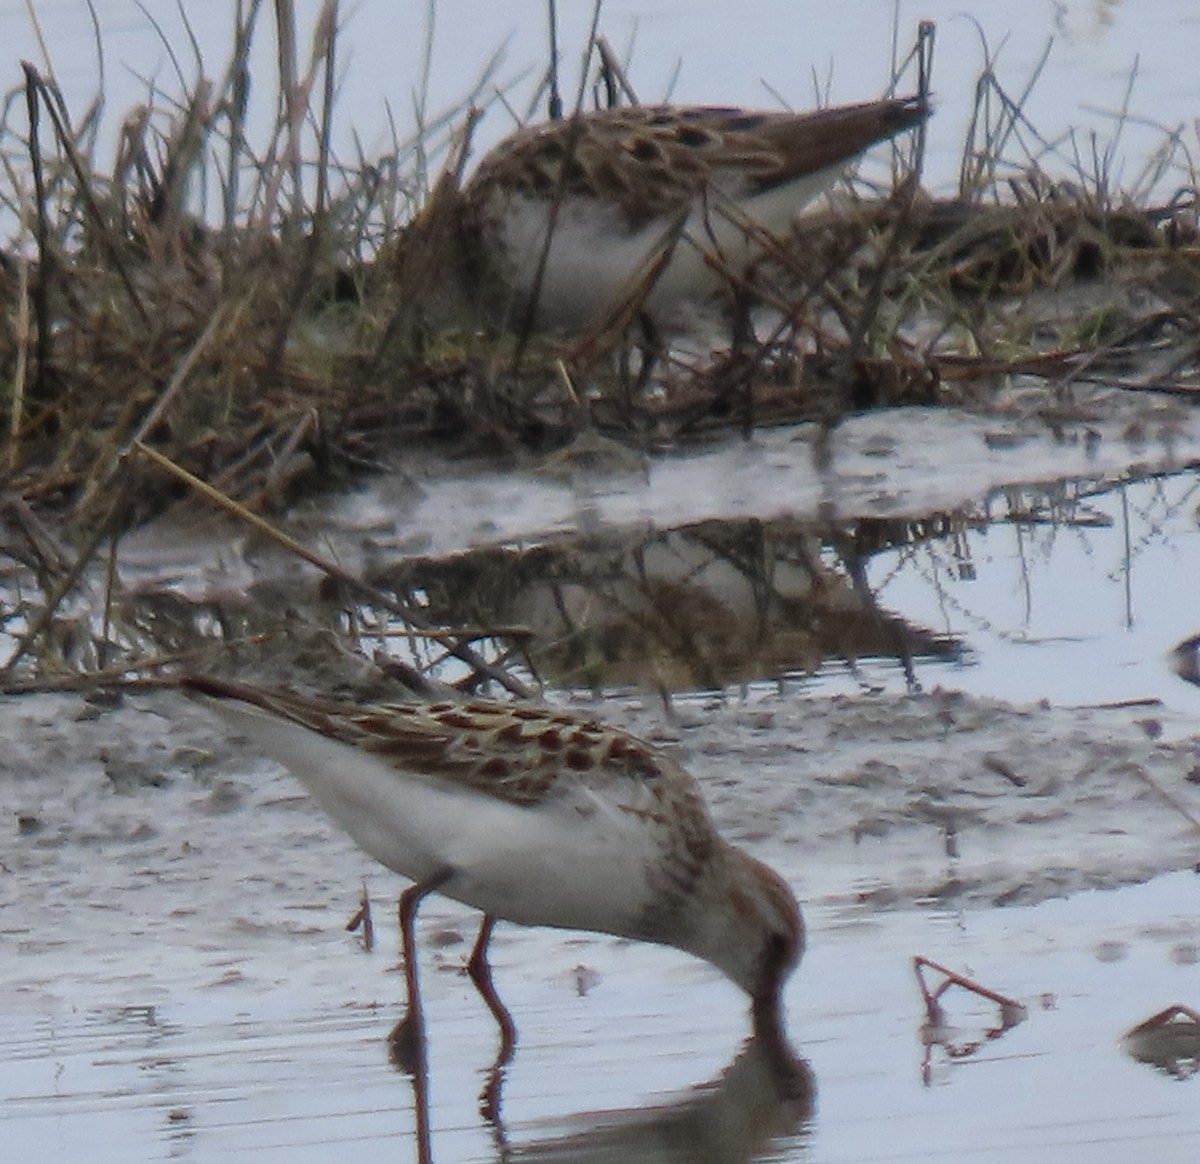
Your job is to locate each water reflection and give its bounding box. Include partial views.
[383,972,813,1164]
[491,1032,814,1164]
[95,466,1200,707]
[355,470,1193,698]
[1121,1005,1200,1082]
[366,515,963,695]
[912,956,1028,1087]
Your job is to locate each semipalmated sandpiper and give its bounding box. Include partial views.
[182,675,803,1055]
[440,95,929,334]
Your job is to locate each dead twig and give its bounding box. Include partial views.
[128,440,534,698]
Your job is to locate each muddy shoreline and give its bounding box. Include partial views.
[3,683,1198,1017]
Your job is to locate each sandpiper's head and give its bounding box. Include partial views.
[697,848,804,1023]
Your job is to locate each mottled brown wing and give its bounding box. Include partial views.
[181,676,668,808]
[469,96,929,228]
[342,698,672,806]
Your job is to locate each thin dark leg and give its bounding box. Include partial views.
[466,915,517,1128]
[730,287,756,439]
[633,311,663,396]
[467,915,517,1058]
[388,869,452,1075]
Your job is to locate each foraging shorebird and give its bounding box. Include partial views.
[182,675,803,1058]
[439,94,929,335]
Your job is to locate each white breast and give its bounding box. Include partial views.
[493,163,844,333]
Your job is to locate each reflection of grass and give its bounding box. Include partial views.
[0,7,1197,688]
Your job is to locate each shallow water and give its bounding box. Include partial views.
[3,873,1198,1162]
[118,392,1200,714]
